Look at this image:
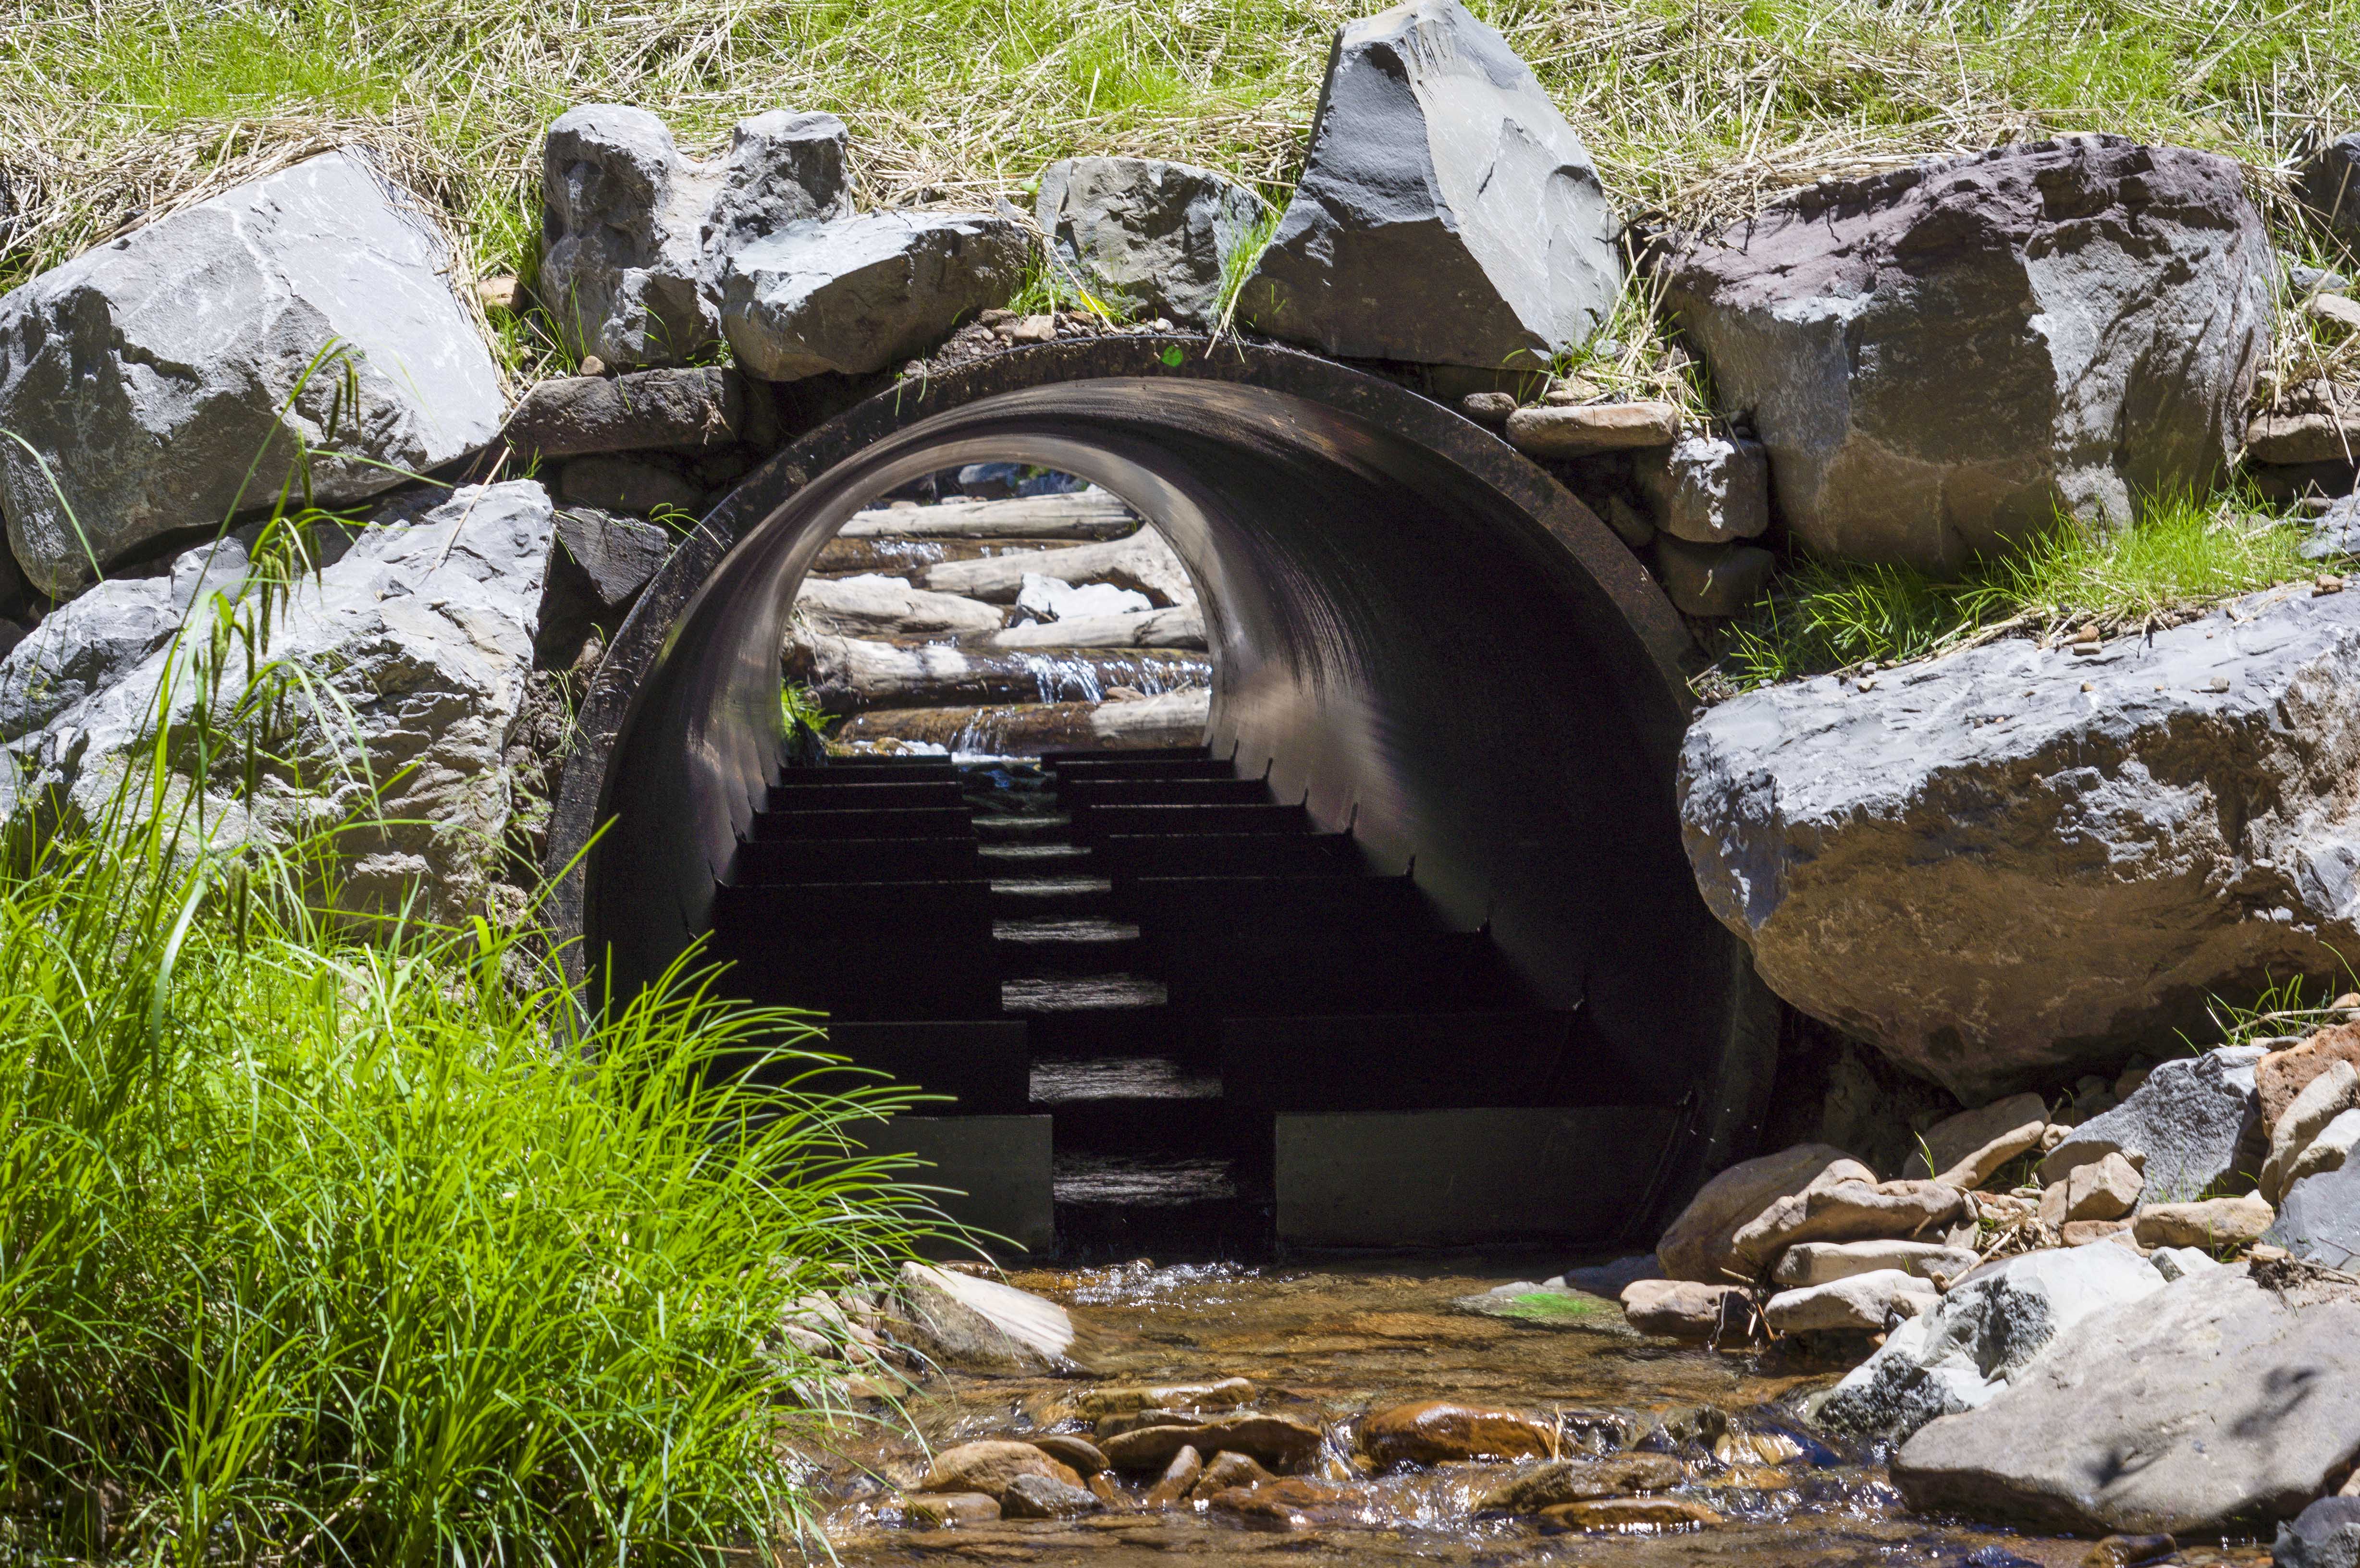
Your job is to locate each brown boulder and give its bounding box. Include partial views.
[920,1439,1082,1501]
[1100,1413,1323,1474]
[1731,1176,1965,1268]
[1205,1476,1365,1529]
[1657,1144,1862,1282]
[1143,1445,1202,1510]
[905,1491,1000,1527]
[2259,1027,2360,1130]
[1359,1400,1554,1466]
[1029,1433,1108,1475]
[1192,1450,1276,1496]
[1619,1279,1751,1341]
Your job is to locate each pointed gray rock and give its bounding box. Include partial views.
[1659,136,2271,572]
[2299,134,2360,247]
[1238,0,1623,368]
[0,151,504,598]
[2040,1045,2264,1199]
[1035,156,1269,327]
[721,211,1026,380]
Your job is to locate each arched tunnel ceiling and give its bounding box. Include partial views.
[547,339,1777,1196]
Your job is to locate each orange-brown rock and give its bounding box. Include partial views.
[1100,1413,1323,1473]
[1143,1445,1202,1509]
[1191,1450,1276,1496]
[1204,1476,1369,1529]
[1028,1433,1108,1475]
[904,1491,1000,1527]
[920,1439,1082,1501]
[1360,1400,1554,1466]
[1473,1454,1686,1512]
[1537,1496,1723,1532]
[2259,1026,2360,1128]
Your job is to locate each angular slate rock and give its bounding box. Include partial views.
[2269,1158,2360,1269]
[1680,584,2360,1099]
[1035,156,1269,327]
[553,508,671,610]
[1635,432,1770,544]
[1892,1266,2360,1535]
[2276,1495,2360,1568]
[0,575,180,742]
[1238,0,1623,368]
[720,211,1026,380]
[2299,134,2360,248]
[503,368,743,459]
[540,104,850,368]
[0,151,504,598]
[2040,1045,2264,1199]
[1659,136,2272,572]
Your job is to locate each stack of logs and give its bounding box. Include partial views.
[787,484,1213,754]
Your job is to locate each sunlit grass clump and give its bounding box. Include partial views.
[1720,492,2318,688]
[0,722,935,1563]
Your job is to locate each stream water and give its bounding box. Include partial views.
[809,1261,2274,1568]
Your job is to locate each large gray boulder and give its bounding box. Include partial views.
[539,105,850,368]
[1892,1266,2360,1535]
[2270,1158,2360,1269]
[1659,136,2272,573]
[1237,0,1623,368]
[1816,1245,2163,1444]
[1681,584,2360,1100]
[2040,1045,2264,1200]
[2299,134,2360,248]
[0,482,555,921]
[1035,157,1269,328]
[0,151,504,599]
[720,211,1026,381]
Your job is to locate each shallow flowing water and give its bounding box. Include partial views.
[806,1260,2274,1568]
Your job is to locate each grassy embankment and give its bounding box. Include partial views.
[0,474,943,1560]
[8,0,2360,678]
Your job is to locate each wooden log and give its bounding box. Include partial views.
[919,532,1195,606]
[835,689,1210,755]
[810,536,1077,576]
[800,633,1210,712]
[790,576,1004,639]
[988,605,1206,650]
[837,490,1138,540]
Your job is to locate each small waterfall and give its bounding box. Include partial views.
[1015,650,1212,703]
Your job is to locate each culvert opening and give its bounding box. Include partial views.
[551,341,1775,1261]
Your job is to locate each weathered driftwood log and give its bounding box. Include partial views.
[800,632,1210,712]
[988,604,1206,650]
[810,537,1075,576]
[837,490,1138,540]
[836,688,1210,753]
[789,575,1003,639]
[919,531,1195,605]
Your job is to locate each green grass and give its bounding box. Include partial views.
[3,0,2354,314]
[0,459,942,1561]
[1715,492,2322,689]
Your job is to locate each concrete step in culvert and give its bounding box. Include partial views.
[749,804,974,841]
[1073,800,1308,837]
[1031,1055,1228,1155]
[1117,873,1433,934]
[764,777,967,811]
[1091,831,1360,878]
[1044,756,1239,782]
[1061,775,1275,808]
[993,915,1144,979]
[987,874,1116,921]
[732,834,983,884]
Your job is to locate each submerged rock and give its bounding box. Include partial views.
[1473,1454,1684,1513]
[1659,136,2271,572]
[919,1439,1083,1503]
[1680,587,2360,1100]
[1359,1400,1553,1466]
[0,151,504,597]
[1892,1266,2360,1535]
[1100,1413,1322,1474]
[1238,0,1623,368]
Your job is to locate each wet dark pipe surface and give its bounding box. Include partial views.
[546,340,1778,1221]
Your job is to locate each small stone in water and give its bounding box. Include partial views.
[1473,1453,1685,1513]
[1000,1472,1104,1519]
[1095,1407,1194,1440]
[1143,1445,1201,1510]
[1537,1496,1722,1532]
[905,1491,1001,1527]
[1192,1449,1276,1497]
[2083,1533,2178,1567]
[1204,1476,1357,1529]
[1079,1377,1254,1418]
[1360,1399,1554,1466]
[922,1438,1082,1499]
[1030,1433,1109,1475]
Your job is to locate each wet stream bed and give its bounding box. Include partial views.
[806,1261,2273,1568]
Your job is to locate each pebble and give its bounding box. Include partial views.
[1101,1413,1322,1473]
[921,1439,1082,1501]
[1473,1454,1686,1513]
[1143,1445,1202,1509]
[904,1491,1000,1527]
[1194,1450,1277,1496]
[1028,1433,1108,1474]
[1000,1472,1104,1519]
[1079,1377,1254,1418]
[1537,1496,1723,1532]
[1359,1400,1555,1466]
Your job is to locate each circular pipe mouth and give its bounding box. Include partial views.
[548,338,1775,1212]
